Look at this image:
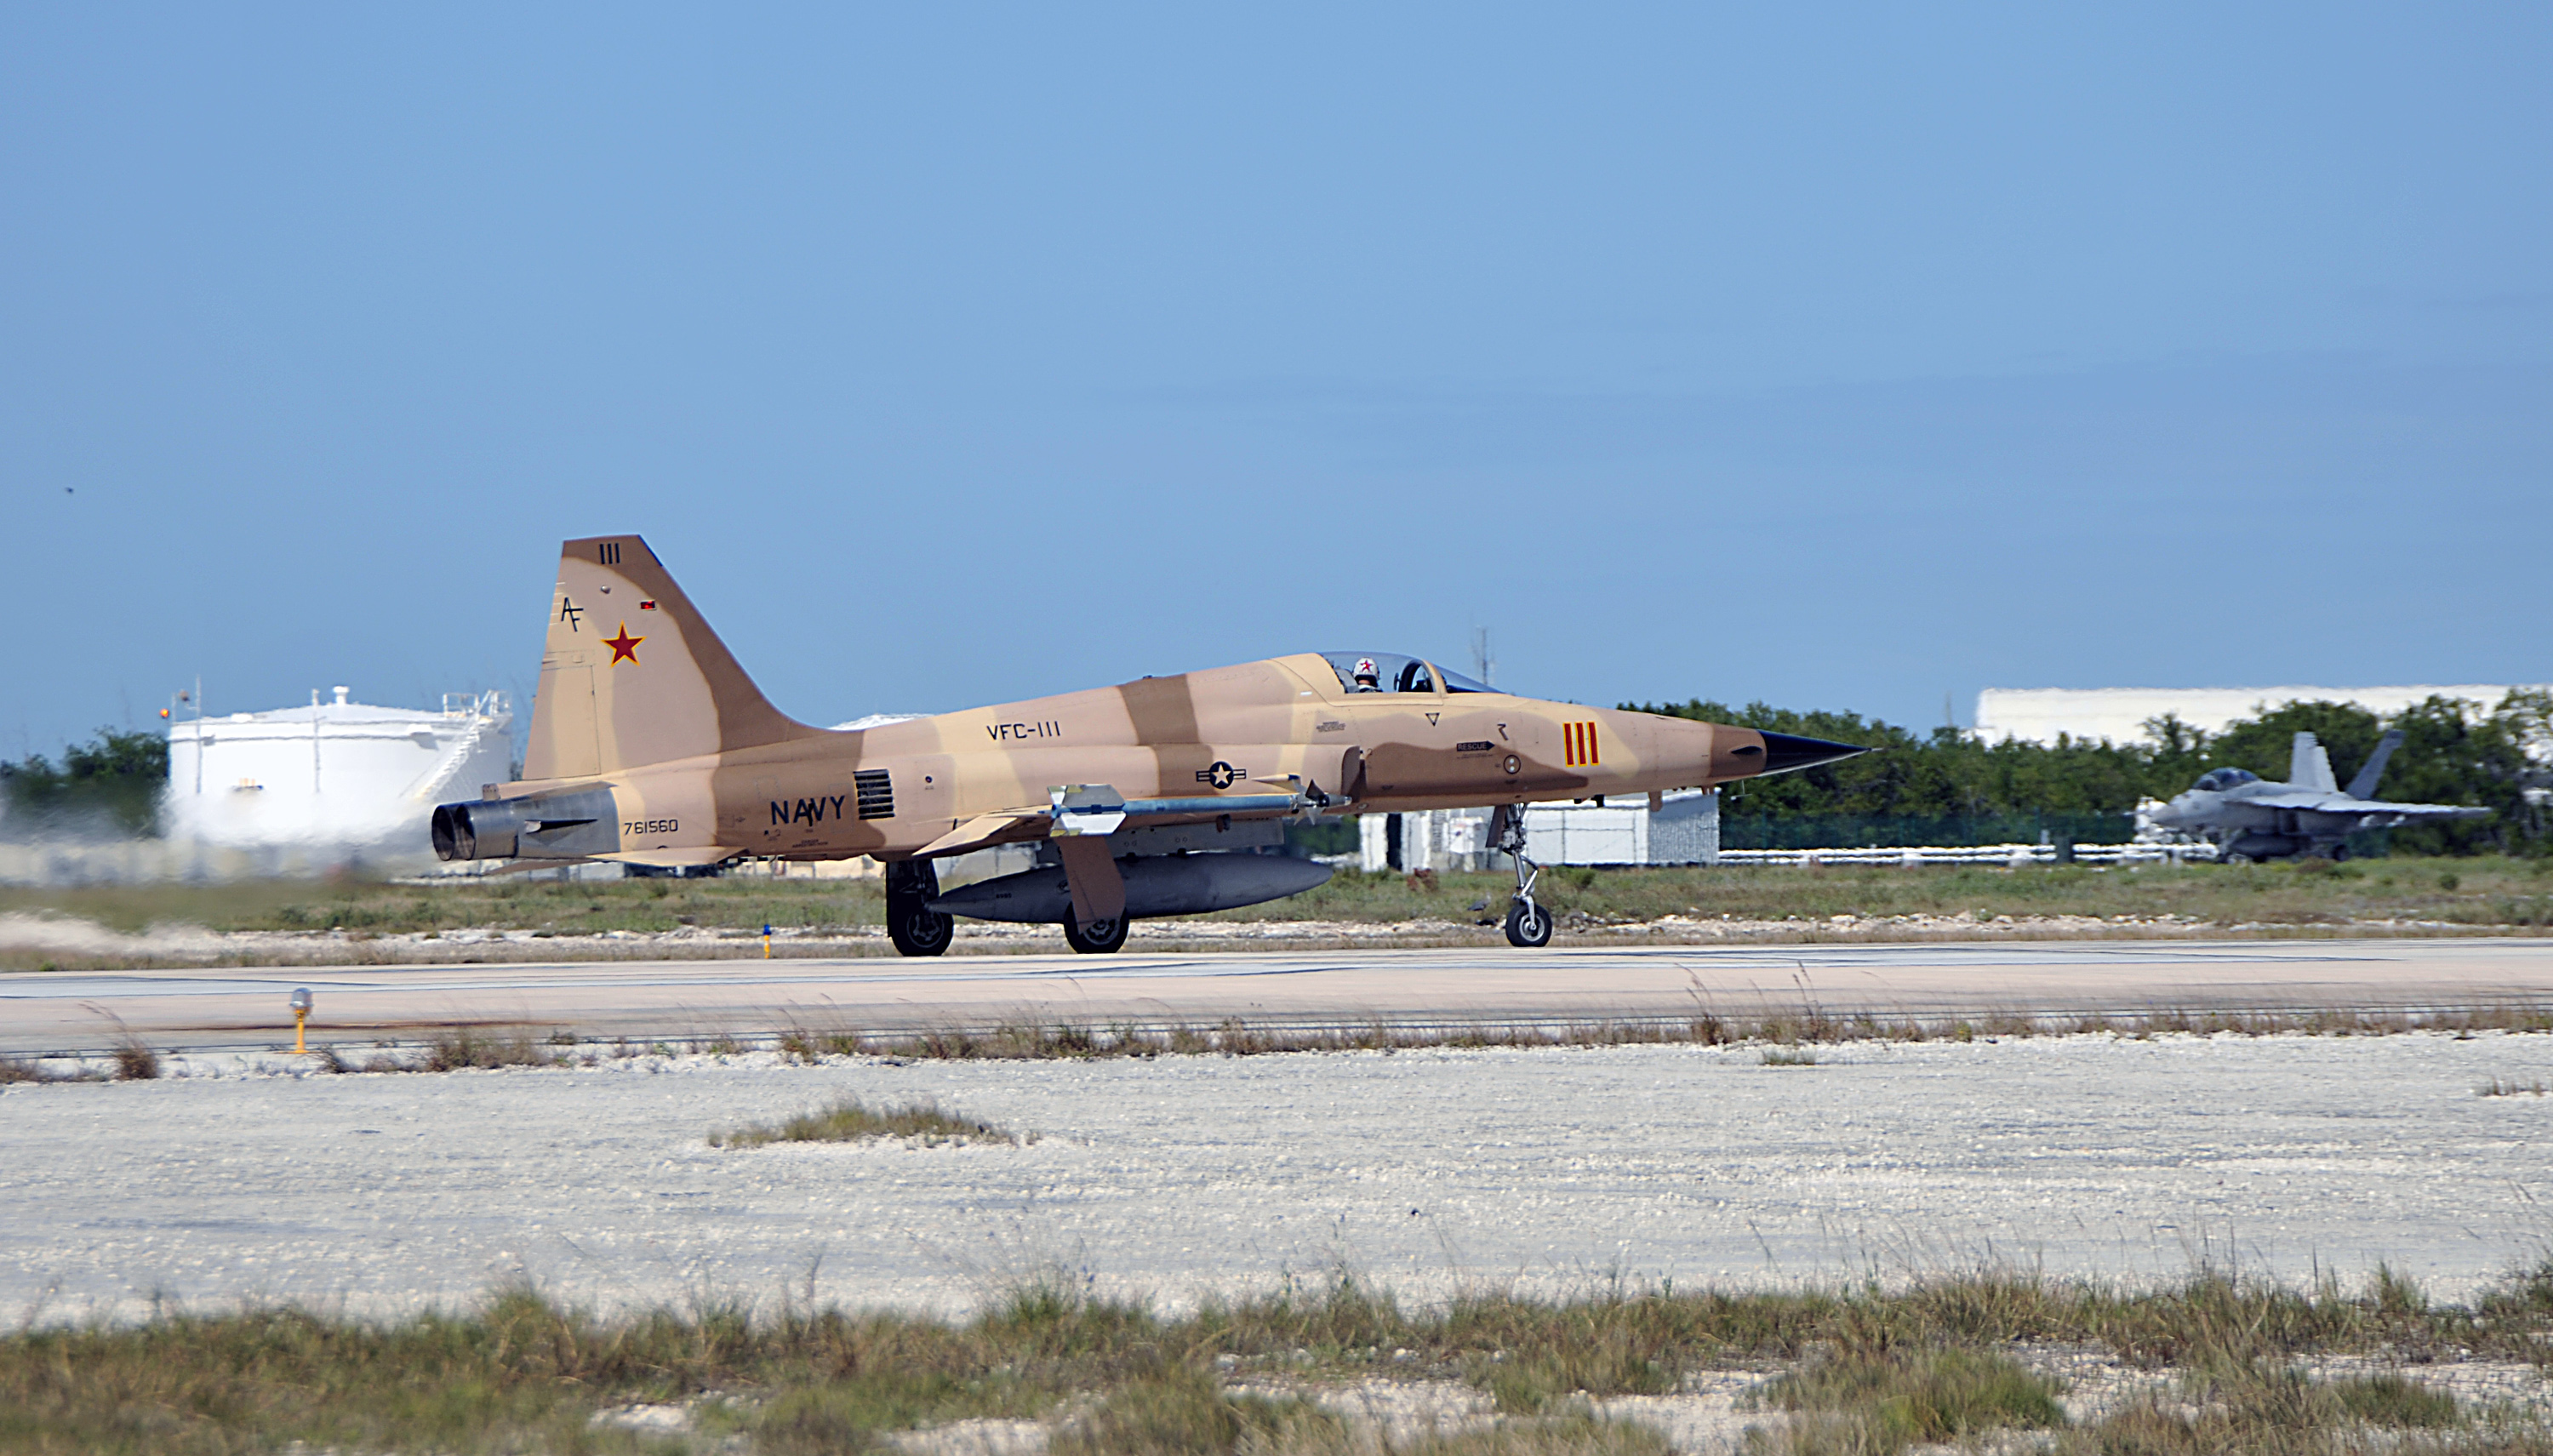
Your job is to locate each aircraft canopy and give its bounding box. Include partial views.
[1318,652,1495,695]
[2192,768,2262,792]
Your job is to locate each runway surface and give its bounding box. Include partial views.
[6,937,2550,1053]
[9,1032,2553,1321]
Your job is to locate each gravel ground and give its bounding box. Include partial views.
[5,1033,2553,1325]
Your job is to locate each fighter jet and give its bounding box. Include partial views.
[2145,729,2487,863]
[431,537,1865,951]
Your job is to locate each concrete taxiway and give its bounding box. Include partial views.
[9,1032,2553,1322]
[5,937,2549,1053]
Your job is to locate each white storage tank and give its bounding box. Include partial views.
[164,688,513,872]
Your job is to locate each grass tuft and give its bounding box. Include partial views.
[1397,1416,1673,1456]
[1054,1365,1329,1456]
[2327,1370,2462,1427]
[1753,1345,2066,1453]
[2479,1076,2550,1097]
[2069,1361,2470,1453]
[420,1028,563,1071]
[1759,1047,1819,1067]
[111,1035,161,1080]
[709,1095,1014,1149]
[0,1053,60,1084]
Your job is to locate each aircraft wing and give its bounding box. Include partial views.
[916,808,1051,857]
[2246,791,2488,820]
[2355,801,2492,821]
[2242,791,2358,810]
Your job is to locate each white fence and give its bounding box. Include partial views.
[1716,841,2219,867]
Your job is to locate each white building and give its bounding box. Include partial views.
[163,688,512,874]
[1359,791,1719,873]
[1973,685,2535,746]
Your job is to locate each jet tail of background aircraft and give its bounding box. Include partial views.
[523,535,816,781]
[2345,728,2407,800]
[2289,732,2339,792]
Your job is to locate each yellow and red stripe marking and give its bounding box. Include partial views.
[1563,721,1600,768]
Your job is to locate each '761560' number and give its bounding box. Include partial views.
[623,818,678,836]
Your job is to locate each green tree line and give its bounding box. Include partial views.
[0,728,169,837]
[1627,692,2553,856]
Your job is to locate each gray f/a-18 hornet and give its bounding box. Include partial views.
[431,536,1866,952]
[2147,729,2487,863]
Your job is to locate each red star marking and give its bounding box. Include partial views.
[603,623,644,665]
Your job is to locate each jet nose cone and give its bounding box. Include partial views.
[1754,731,1870,777]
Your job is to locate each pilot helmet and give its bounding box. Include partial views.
[1352,657,1380,688]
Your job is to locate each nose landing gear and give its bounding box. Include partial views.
[1488,804,1552,948]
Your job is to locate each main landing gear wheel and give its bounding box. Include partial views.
[1504,899,1552,948]
[1062,916,1128,954]
[885,859,953,957]
[1488,803,1553,949]
[889,902,954,956]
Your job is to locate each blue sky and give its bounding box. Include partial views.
[5,5,2547,758]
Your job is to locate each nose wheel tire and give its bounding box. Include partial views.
[1487,802,1554,948]
[1504,899,1552,948]
[1063,916,1128,954]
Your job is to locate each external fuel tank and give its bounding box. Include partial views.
[927,851,1331,923]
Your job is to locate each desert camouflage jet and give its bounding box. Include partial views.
[431,536,1865,951]
[2146,729,2487,863]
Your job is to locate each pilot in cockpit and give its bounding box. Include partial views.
[1351,658,1382,691]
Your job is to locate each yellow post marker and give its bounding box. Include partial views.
[289,987,312,1054]
[762,924,773,959]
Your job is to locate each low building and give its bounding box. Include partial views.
[1359,791,1719,873]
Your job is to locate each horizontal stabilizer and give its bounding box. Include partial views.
[603,847,742,868]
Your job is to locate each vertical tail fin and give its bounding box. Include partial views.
[2345,729,2406,800]
[2289,731,2339,792]
[523,535,813,781]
